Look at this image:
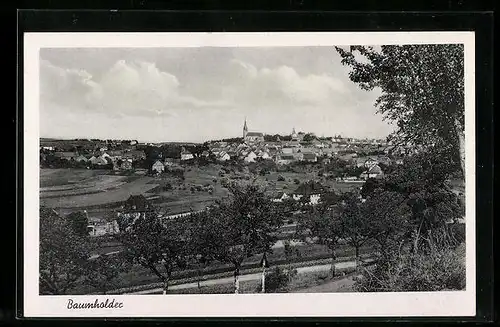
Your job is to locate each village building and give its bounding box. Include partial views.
[217,151,231,162]
[54,152,78,161]
[360,164,384,180]
[302,152,318,162]
[292,181,327,205]
[276,154,295,165]
[242,119,265,143]
[180,147,194,161]
[151,160,165,174]
[74,154,89,163]
[244,151,258,163]
[272,192,290,203]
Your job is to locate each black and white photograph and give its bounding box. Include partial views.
[23,32,476,317]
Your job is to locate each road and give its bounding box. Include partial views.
[128,260,358,295]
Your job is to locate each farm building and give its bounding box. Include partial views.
[360,164,384,180]
[152,160,165,174]
[180,149,194,161]
[292,181,327,205]
[244,151,257,163]
[302,152,318,162]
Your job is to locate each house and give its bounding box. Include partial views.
[180,149,194,161]
[292,181,327,205]
[360,164,384,180]
[201,150,210,158]
[74,155,89,163]
[123,150,146,161]
[293,152,304,161]
[276,154,295,165]
[259,151,271,160]
[89,155,109,166]
[152,160,165,174]
[282,147,294,154]
[272,192,290,203]
[54,152,77,161]
[244,151,257,163]
[164,158,176,167]
[217,151,231,162]
[303,152,318,162]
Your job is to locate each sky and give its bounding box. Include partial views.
[39,47,394,143]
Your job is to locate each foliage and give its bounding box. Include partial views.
[66,211,89,236]
[335,44,465,176]
[117,199,190,294]
[193,183,284,293]
[296,203,342,277]
[84,251,131,294]
[39,207,94,295]
[355,243,466,292]
[264,266,297,293]
[338,193,372,263]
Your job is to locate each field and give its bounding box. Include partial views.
[40,163,361,213]
[40,169,158,209]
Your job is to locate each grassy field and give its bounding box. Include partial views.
[40,174,158,208]
[40,164,360,212]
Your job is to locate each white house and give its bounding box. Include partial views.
[360,164,384,180]
[259,151,271,160]
[244,151,257,163]
[180,151,194,161]
[217,151,231,162]
[272,192,290,202]
[152,160,165,174]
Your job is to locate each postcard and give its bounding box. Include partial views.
[23,31,475,317]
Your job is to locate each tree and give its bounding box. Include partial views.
[117,202,190,295]
[296,203,342,278]
[39,207,93,295]
[362,190,412,260]
[66,211,89,236]
[84,251,131,294]
[200,183,283,294]
[338,194,371,269]
[335,44,465,177]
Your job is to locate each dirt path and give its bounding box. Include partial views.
[129,261,357,295]
[291,275,358,293]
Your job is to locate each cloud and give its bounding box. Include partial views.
[40,59,230,119]
[39,49,394,142]
[224,59,350,107]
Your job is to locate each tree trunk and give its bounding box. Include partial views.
[454,118,466,179]
[197,268,202,289]
[330,251,337,278]
[355,246,360,271]
[234,267,240,294]
[162,279,169,295]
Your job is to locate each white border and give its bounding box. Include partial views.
[23,32,476,318]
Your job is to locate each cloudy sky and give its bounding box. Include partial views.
[40,47,394,143]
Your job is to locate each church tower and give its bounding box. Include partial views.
[243,118,248,139]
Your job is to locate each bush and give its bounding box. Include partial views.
[264,266,297,293]
[355,244,466,292]
[293,178,300,184]
[277,175,285,181]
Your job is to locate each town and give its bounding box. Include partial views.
[38,43,467,298]
[40,119,412,236]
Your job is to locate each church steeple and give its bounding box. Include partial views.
[243,117,248,138]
